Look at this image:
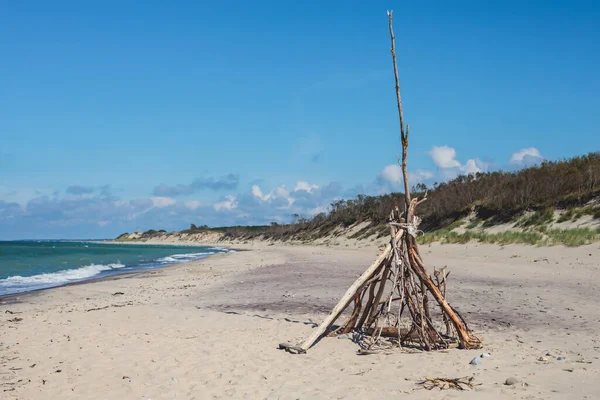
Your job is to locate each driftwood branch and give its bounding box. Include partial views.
[388,10,411,209]
[417,376,480,391]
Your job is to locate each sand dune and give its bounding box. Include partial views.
[1,242,599,399]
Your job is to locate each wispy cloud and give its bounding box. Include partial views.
[184,200,202,210]
[150,197,176,208]
[213,195,238,211]
[0,177,347,239]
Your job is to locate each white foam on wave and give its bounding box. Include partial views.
[156,252,213,264]
[0,249,227,295]
[209,246,236,253]
[0,263,126,289]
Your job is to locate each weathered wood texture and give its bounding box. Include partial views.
[299,229,404,351]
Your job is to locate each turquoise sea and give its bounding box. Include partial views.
[0,241,229,296]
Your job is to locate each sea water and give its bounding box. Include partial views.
[0,241,230,296]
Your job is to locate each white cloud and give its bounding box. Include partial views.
[251,185,266,200]
[378,165,434,187]
[273,185,290,199]
[184,200,202,210]
[462,159,482,175]
[294,181,319,193]
[378,165,403,185]
[408,169,434,183]
[150,197,176,208]
[510,147,543,165]
[251,184,292,207]
[429,146,462,169]
[213,195,238,211]
[247,180,335,215]
[427,146,487,179]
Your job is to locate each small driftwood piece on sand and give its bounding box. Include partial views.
[417,376,480,391]
[279,10,480,354]
[278,343,306,354]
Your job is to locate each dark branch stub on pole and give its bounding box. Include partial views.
[279,10,481,355]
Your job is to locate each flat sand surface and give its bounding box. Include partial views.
[1,242,599,399]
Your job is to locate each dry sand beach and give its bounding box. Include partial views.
[1,241,599,399]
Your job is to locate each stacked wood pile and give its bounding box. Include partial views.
[280,10,481,354]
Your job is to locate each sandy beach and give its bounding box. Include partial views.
[1,241,599,399]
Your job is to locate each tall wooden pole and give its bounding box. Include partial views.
[388,11,411,209]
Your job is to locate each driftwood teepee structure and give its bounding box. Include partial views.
[280,11,480,354]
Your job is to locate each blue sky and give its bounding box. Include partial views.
[1,0,598,239]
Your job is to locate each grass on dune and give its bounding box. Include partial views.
[418,226,600,247]
[557,205,600,223]
[544,227,600,246]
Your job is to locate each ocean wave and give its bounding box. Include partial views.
[0,247,228,296]
[0,263,126,288]
[209,246,236,253]
[156,252,213,264]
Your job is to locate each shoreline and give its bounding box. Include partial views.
[0,242,238,302]
[0,269,149,305]
[93,239,229,247]
[102,239,249,253]
[2,242,599,399]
